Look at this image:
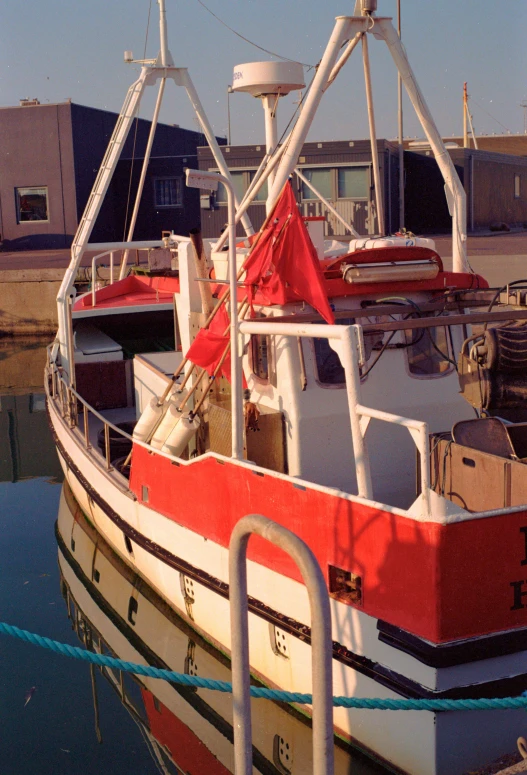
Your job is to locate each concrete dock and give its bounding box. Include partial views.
[0,232,525,335]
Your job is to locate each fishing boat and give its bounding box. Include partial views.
[46,1,527,773]
[57,480,382,774]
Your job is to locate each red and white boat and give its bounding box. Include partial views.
[46,2,527,773]
[57,479,375,775]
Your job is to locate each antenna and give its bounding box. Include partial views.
[521,101,527,134]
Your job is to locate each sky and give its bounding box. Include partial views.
[1,0,526,146]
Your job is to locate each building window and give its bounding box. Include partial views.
[515,174,521,199]
[248,170,268,202]
[300,166,370,202]
[216,171,245,204]
[337,167,369,199]
[215,170,268,205]
[300,168,332,200]
[16,187,49,223]
[154,178,182,208]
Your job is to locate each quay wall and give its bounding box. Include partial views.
[0,269,63,336]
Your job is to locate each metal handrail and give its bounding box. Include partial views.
[229,514,334,775]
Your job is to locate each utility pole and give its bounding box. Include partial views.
[521,101,527,134]
[463,82,478,149]
[463,82,469,147]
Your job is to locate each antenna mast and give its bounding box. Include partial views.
[521,101,527,134]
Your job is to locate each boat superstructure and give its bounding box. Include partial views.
[46,2,527,773]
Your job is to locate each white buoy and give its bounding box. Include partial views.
[133,397,166,443]
[150,389,189,449]
[161,412,200,457]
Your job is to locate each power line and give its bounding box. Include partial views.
[468,96,512,134]
[195,0,315,69]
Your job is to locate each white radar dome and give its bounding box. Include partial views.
[231,61,305,97]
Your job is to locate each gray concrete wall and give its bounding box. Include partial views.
[0,269,61,335]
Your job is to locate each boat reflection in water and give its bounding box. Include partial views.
[57,481,387,775]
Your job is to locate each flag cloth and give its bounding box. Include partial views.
[185,303,247,386]
[243,182,334,324]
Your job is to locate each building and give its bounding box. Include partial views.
[405,145,527,233]
[406,134,527,158]
[198,138,527,238]
[0,99,211,251]
[198,139,401,239]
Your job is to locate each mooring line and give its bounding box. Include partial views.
[2,620,527,710]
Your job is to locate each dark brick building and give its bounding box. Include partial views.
[0,99,209,250]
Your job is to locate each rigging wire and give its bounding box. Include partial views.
[122,0,153,242]
[468,96,512,135]
[195,0,315,68]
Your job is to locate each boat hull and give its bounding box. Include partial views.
[47,392,527,775]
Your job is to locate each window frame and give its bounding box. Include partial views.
[210,167,267,206]
[403,322,455,381]
[153,176,183,209]
[514,173,521,200]
[298,162,371,203]
[15,186,50,224]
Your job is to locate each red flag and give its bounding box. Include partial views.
[185,304,247,387]
[243,183,334,324]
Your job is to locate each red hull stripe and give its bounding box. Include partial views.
[129,447,527,644]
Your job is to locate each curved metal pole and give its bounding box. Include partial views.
[269,16,360,212]
[376,18,468,272]
[179,69,254,237]
[229,514,334,775]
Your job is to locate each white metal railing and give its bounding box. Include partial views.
[239,321,432,516]
[48,363,134,475]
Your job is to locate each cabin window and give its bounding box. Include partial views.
[405,324,453,377]
[515,174,521,199]
[15,186,49,223]
[249,334,272,383]
[312,318,355,386]
[154,177,182,208]
[337,167,369,199]
[300,168,332,200]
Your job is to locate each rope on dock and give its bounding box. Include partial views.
[2,620,526,711]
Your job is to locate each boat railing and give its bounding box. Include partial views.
[48,363,135,475]
[47,319,431,513]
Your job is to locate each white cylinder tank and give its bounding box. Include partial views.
[150,390,189,450]
[231,61,305,97]
[133,397,166,443]
[162,413,200,458]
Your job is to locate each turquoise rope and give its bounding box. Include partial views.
[2,621,527,710]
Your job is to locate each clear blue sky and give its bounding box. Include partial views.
[1,0,526,145]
